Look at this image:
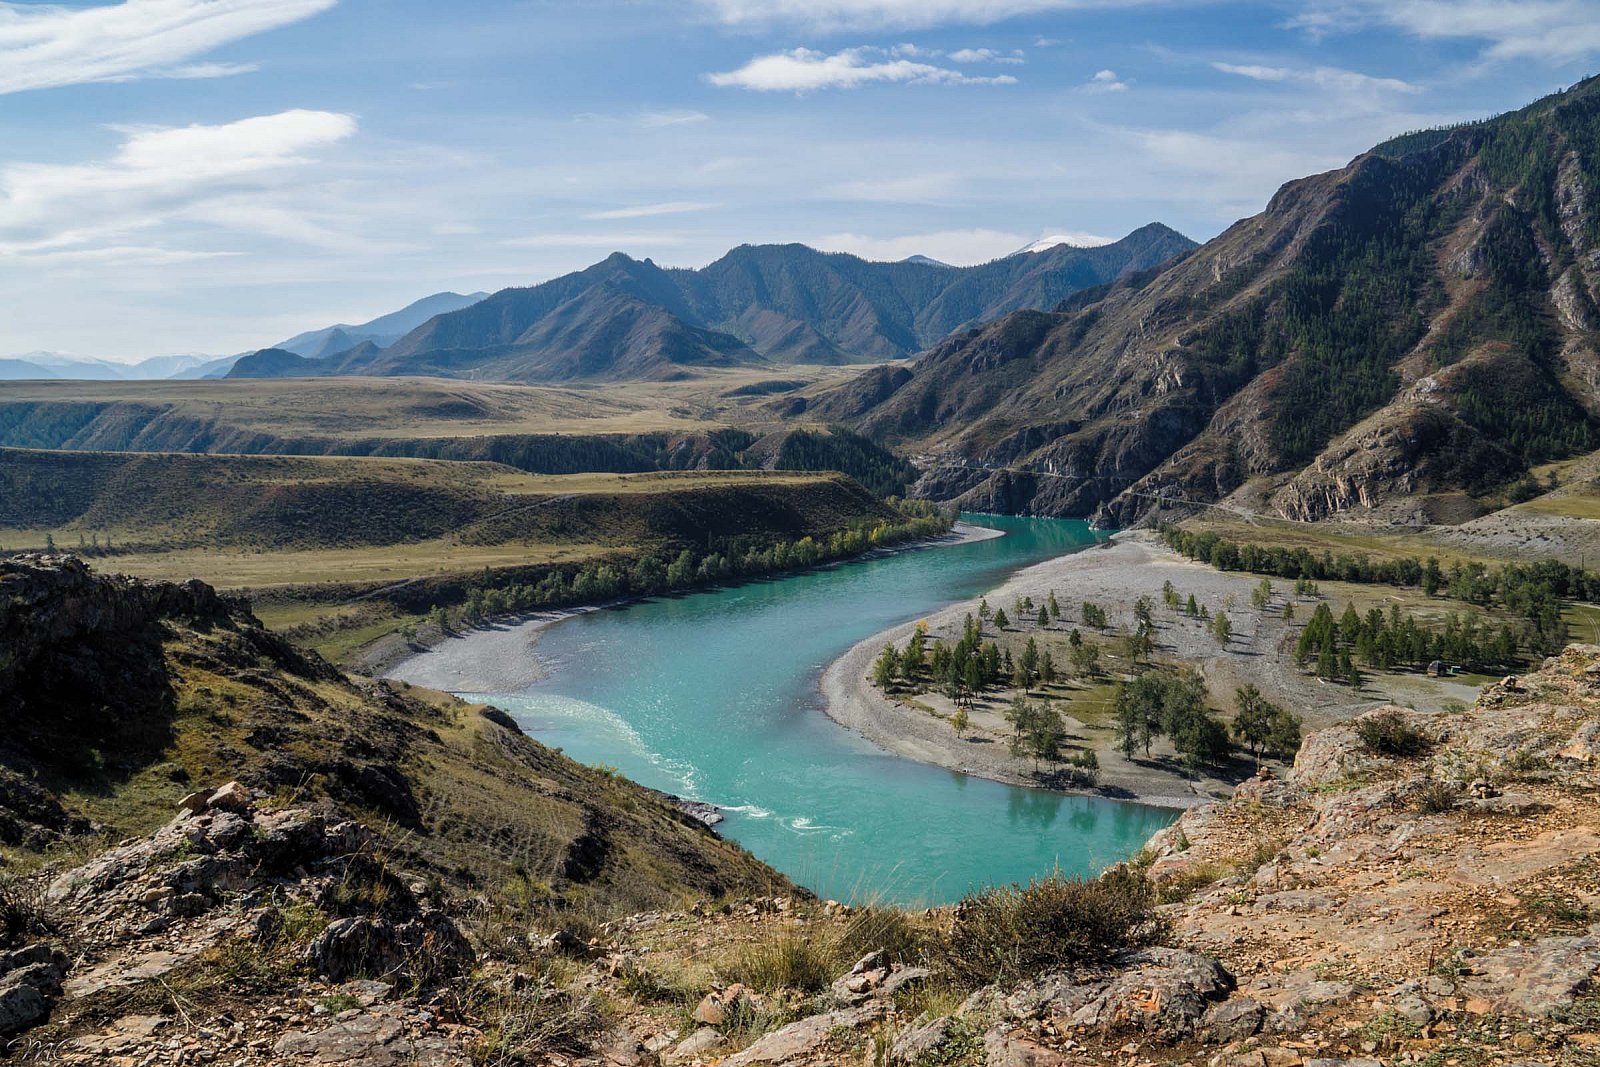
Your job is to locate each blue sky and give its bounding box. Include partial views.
[1,0,1596,359]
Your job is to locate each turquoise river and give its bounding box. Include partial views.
[462,515,1177,905]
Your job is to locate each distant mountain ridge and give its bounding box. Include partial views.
[817,75,1600,524]
[229,225,1197,383]
[0,352,218,381]
[0,292,493,382]
[272,290,491,359]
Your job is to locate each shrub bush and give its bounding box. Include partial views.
[1356,711,1432,758]
[0,874,54,948]
[721,934,833,994]
[935,868,1168,987]
[1414,780,1458,813]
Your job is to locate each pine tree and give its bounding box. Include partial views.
[872,645,899,690]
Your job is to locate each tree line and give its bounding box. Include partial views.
[1294,600,1524,679]
[432,507,953,634]
[1161,525,1576,654]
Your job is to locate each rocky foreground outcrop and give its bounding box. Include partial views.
[2,560,1598,1065]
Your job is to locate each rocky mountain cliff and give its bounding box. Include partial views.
[228,226,1195,384]
[822,76,1600,523]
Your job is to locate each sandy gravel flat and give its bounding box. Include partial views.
[383,609,585,693]
[820,530,1481,808]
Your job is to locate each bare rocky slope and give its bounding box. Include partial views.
[820,75,1600,524]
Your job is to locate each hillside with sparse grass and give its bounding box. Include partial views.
[0,446,950,665]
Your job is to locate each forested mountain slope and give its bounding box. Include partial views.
[228,225,1195,383]
[820,76,1600,523]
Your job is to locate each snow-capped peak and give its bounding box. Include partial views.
[1013,232,1117,255]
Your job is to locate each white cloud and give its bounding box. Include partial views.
[11,244,241,266]
[140,60,260,80]
[638,109,711,127]
[948,47,1025,63]
[0,110,358,255]
[708,46,1019,91]
[1211,61,1417,95]
[0,0,335,94]
[813,228,1033,265]
[582,201,717,220]
[1288,1,1600,64]
[1084,68,1128,92]
[698,0,1164,32]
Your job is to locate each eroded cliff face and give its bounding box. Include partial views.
[828,77,1600,524]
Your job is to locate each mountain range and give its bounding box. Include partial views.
[817,74,1600,524]
[0,292,492,382]
[228,225,1197,383]
[271,290,491,359]
[0,352,218,382]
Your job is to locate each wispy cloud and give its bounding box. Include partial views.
[143,60,260,80]
[0,110,358,256]
[947,47,1025,63]
[0,0,335,94]
[581,201,717,220]
[1083,68,1128,92]
[638,109,711,127]
[708,46,1019,91]
[1288,0,1600,64]
[1212,61,1416,94]
[698,0,1162,32]
[10,244,242,267]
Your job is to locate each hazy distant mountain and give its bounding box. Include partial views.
[0,352,220,381]
[224,348,323,380]
[0,358,59,381]
[818,75,1600,524]
[172,354,248,379]
[233,225,1194,384]
[273,291,491,358]
[903,255,951,267]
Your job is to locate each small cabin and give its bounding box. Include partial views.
[1426,659,1446,677]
